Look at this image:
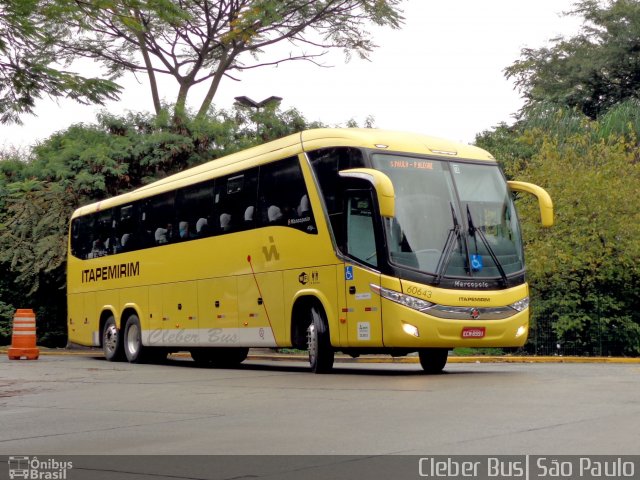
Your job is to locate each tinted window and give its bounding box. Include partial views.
[115,203,138,253]
[259,156,316,234]
[215,169,258,234]
[308,147,365,216]
[71,215,93,259]
[69,157,321,259]
[89,210,114,258]
[308,148,364,240]
[177,180,215,239]
[142,192,176,246]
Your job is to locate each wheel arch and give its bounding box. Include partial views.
[290,290,337,349]
[120,306,140,329]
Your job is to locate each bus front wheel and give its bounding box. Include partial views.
[307,305,334,373]
[418,348,449,374]
[103,316,125,362]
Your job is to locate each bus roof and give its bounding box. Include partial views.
[301,128,494,161]
[71,128,495,218]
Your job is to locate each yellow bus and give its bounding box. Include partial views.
[67,128,553,373]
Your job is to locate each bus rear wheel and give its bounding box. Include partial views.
[190,347,249,367]
[123,314,148,363]
[307,305,334,373]
[103,316,125,362]
[418,348,449,374]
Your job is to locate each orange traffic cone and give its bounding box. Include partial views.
[7,309,39,360]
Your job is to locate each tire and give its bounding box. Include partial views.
[190,347,249,367]
[123,314,147,363]
[419,348,449,374]
[307,305,334,373]
[103,316,125,362]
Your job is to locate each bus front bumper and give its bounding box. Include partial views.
[381,298,530,348]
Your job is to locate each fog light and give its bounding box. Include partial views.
[516,325,527,338]
[402,322,419,337]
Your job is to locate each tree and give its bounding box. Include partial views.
[477,104,640,356]
[516,129,640,356]
[56,0,403,117]
[506,0,640,119]
[0,0,121,124]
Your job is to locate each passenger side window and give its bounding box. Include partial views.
[176,180,215,239]
[141,192,176,246]
[258,156,316,234]
[308,147,364,239]
[71,215,94,259]
[115,203,137,253]
[214,169,258,234]
[87,210,114,258]
[308,147,365,216]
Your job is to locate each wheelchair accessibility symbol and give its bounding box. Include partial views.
[471,254,483,272]
[345,266,354,281]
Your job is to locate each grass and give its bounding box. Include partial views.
[452,347,506,356]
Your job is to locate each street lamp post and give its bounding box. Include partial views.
[234,96,283,138]
[233,96,283,110]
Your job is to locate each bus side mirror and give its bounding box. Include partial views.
[339,168,395,218]
[507,181,554,227]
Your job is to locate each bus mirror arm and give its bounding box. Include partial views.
[339,168,395,218]
[507,181,554,227]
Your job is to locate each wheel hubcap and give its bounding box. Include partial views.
[307,323,317,363]
[127,324,140,356]
[104,324,118,354]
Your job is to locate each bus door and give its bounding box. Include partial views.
[343,190,383,347]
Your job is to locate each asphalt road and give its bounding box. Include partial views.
[0,353,639,455]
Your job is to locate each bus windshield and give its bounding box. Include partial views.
[371,154,524,279]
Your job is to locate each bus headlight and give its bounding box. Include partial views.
[370,284,434,312]
[516,325,527,338]
[509,297,529,312]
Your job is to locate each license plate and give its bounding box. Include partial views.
[461,326,486,339]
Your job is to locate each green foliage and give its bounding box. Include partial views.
[486,113,640,356]
[54,0,404,116]
[452,347,505,357]
[475,122,539,178]
[598,99,640,138]
[477,99,640,175]
[481,2,640,352]
[0,0,121,123]
[506,0,640,119]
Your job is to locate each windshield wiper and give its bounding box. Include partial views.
[466,205,508,286]
[434,203,462,285]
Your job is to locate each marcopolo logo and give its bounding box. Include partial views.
[8,457,73,480]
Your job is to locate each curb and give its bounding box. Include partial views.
[2,347,639,364]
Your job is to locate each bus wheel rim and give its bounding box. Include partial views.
[104,324,118,353]
[127,324,140,356]
[307,323,317,363]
